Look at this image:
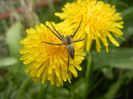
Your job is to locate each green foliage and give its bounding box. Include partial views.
[0,57,17,68]
[93,48,133,70]
[122,6,133,21]
[6,22,22,57]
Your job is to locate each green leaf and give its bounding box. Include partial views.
[122,6,133,21]
[119,6,133,43]
[103,76,123,99]
[93,48,133,70]
[6,22,22,57]
[102,67,114,79]
[53,88,69,99]
[0,57,17,68]
[0,76,6,91]
[71,78,87,99]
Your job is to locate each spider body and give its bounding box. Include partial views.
[64,36,73,45]
[63,36,75,59]
[42,17,86,70]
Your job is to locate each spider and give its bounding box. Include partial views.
[42,17,86,71]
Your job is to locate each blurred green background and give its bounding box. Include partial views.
[0,0,133,99]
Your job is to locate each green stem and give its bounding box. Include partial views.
[38,83,50,99]
[83,52,93,98]
[17,77,31,99]
[85,52,93,83]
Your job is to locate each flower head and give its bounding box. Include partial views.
[55,0,124,52]
[20,21,86,86]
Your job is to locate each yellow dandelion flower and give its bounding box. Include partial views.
[20,21,86,86]
[55,0,124,52]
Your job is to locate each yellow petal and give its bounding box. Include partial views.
[108,33,119,47]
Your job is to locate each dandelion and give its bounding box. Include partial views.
[55,0,124,52]
[20,21,86,86]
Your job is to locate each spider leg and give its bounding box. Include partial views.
[46,25,63,41]
[73,34,87,43]
[42,41,64,45]
[50,23,64,39]
[72,16,83,38]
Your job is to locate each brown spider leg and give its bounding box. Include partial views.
[73,34,87,43]
[46,25,63,41]
[50,23,64,39]
[42,41,64,45]
[72,16,83,38]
